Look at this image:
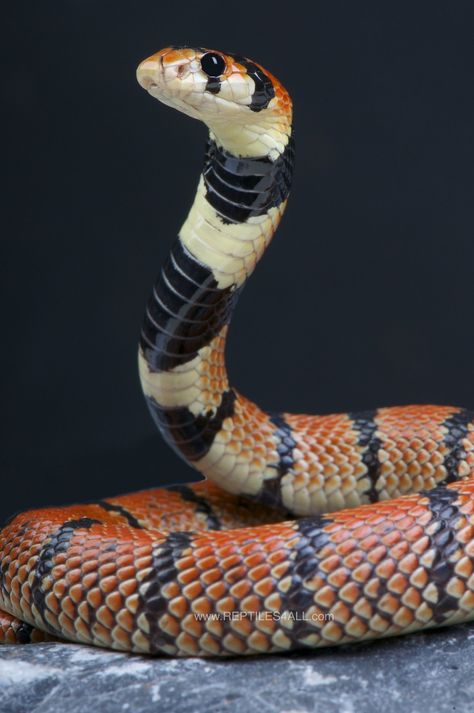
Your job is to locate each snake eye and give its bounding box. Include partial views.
[200,52,226,77]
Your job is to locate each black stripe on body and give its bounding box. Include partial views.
[15,621,34,644]
[167,485,221,530]
[30,518,100,631]
[140,239,239,372]
[146,389,236,462]
[422,486,462,622]
[138,531,193,654]
[96,501,143,529]
[203,135,295,224]
[258,414,296,508]
[229,54,275,112]
[349,410,382,503]
[441,409,473,483]
[281,517,332,643]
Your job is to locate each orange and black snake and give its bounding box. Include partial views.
[1,46,474,657]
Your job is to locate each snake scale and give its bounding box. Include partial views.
[2,47,474,658]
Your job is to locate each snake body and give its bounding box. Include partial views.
[2,47,474,657]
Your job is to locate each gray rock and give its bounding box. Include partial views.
[0,625,471,713]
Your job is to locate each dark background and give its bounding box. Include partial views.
[3,1,474,524]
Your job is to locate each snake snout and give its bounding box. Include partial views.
[136,58,161,91]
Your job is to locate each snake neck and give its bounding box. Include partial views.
[139,120,295,503]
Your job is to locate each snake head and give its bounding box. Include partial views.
[136,46,291,128]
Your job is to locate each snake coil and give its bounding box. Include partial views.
[1,47,474,657]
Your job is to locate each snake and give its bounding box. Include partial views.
[1,46,474,658]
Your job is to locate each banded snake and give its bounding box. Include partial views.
[1,47,474,657]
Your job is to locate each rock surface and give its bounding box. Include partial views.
[0,625,472,713]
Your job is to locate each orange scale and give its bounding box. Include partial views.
[230,579,253,600]
[82,572,98,589]
[396,515,416,531]
[341,550,365,571]
[182,613,204,638]
[331,531,354,548]
[410,567,429,589]
[98,562,117,579]
[105,590,122,613]
[402,586,422,610]
[169,596,188,619]
[225,565,248,585]
[366,545,388,566]
[99,572,118,594]
[349,561,372,582]
[248,564,270,582]
[216,596,236,614]
[74,617,93,641]
[265,539,288,556]
[135,544,153,558]
[457,524,474,544]
[159,613,181,638]
[117,566,136,582]
[161,582,181,600]
[358,534,380,552]
[44,591,60,616]
[199,632,220,655]
[182,580,203,601]
[387,573,408,595]
[97,550,117,565]
[206,581,227,601]
[229,616,253,638]
[217,545,238,560]
[315,584,336,608]
[411,535,430,556]
[81,560,99,576]
[319,554,343,574]
[405,524,425,543]
[116,608,135,633]
[363,578,382,600]
[191,597,213,616]
[197,555,218,571]
[398,552,419,575]
[390,540,410,561]
[254,577,274,599]
[371,513,394,530]
[255,615,276,636]
[241,594,261,612]
[204,616,223,638]
[331,600,351,624]
[327,567,350,589]
[115,553,134,568]
[96,605,115,630]
[188,545,212,560]
[51,580,67,601]
[86,587,103,610]
[381,531,402,548]
[352,524,373,540]
[247,629,271,652]
[118,579,137,598]
[66,555,83,571]
[447,577,465,599]
[408,503,429,518]
[271,562,290,580]
[177,568,200,585]
[200,568,222,586]
[241,545,262,561]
